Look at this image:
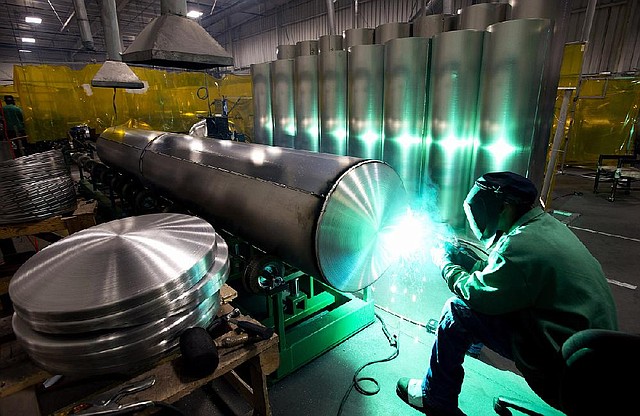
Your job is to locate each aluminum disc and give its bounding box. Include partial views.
[316,161,409,292]
[20,234,229,333]
[9,213,218,325]
[12,293,221,375]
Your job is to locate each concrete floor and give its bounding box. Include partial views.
[5,165,637,416]
[149,167,640,416]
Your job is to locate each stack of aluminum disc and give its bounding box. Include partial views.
[0,149,77,224]
[9,213,229,375]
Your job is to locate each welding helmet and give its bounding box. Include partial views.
[464,172,538,246]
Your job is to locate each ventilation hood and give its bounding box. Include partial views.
[122,0,233,69]
[91,60,145,89]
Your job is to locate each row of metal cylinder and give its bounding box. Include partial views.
[251,4,553,228]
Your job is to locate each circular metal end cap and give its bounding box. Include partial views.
[316,161,409,292]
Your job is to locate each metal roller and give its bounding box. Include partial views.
[459,3,510,30]
[319,34,343,53]
[294,55,320,151]
[413,14,457,38]
[427,30,485,229]
[344,28,374,48]
[375,22,410,45]
[319,50,348,155]
[347,44,384,160]
[251,62,273,146]
[97,128,409,292]
[276,44,296,59]
[382,37,430,197]
[270,59,296,148]
[296,40,318,56]
[474,18,552,179]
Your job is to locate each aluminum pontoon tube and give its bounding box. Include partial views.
[97,128,409,292]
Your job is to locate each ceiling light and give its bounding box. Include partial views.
[186,10,203,18]
[21,37,36,43]
[25,16,42,24]
[19,49,32,53]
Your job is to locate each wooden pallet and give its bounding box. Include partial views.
[0,285,280,416]
[0,199,97,240]
[0,199,98,300]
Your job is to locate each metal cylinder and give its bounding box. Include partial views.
[459,3,510,31]
[413,14,457,38]
[319,50,348,155]
[375,22,411,45]
[510,0,557,20]
[427,30,484,229]
[251,62,273,146]
[161,0,187,16]
[296,40,319,56]
[344,28,374,48]
[270,59,296,148]
[319,34,343,53]
[383,37,430,197]
[97,128,409,292]
[294,55,320,151]
[474,19,552,180]
[348,44,384,160]
[276,44,296,59]
[72,0,94,50]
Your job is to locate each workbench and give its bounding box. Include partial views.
[0,285,280,416]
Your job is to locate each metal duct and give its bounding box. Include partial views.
[251,62,273,146]
[91,0,143,89]
[459,3,510,31]
[413,14,457,38]
[294,55,320,151]
[325,0,337,35]
[277,45,297,59]
[348,44,384,160]
[319,35,343,53]
[97,129,409,292]
[344,28,374,48]
[474,19,552,179]
[383,37,430,197]
[72,0,94,50]
[122,0,233,69]
[428,30,484,229]
[375,22,411,45]
[319,50,348,155]
[296,40,319,56]
[271,59,296,148]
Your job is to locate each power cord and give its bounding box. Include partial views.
[336,313,400,416]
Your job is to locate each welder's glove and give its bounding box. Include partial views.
[430,245,450,270]
[446,243,481,271]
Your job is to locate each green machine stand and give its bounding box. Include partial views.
[231,262,375,381]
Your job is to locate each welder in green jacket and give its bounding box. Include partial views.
[396,171,618,416]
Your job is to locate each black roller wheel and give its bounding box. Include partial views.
[242,255,285,294]
[134,189,159,214]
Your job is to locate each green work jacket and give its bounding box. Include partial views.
[442,206,618,403]
[2,104,25,135]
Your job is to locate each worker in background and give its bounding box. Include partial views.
[2,95,26,156]
[396,171,618,416]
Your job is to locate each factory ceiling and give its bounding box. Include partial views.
[0,0,291,66]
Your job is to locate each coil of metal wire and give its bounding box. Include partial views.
[9,213,229,375]
[0,149,77,224]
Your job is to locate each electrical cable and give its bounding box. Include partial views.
[336,313,400,416]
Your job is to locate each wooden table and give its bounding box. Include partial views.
[0,285,280,416]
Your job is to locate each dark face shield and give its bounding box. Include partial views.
[463,184,504,246]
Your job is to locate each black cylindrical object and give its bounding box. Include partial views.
[180,327,219,378]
